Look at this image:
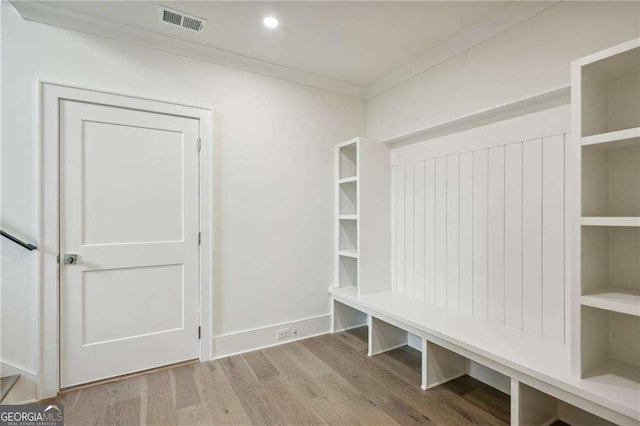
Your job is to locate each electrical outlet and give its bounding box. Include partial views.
[276,328,291,340]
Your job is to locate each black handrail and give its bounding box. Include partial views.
[1,230,37,251]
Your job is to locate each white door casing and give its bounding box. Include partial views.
[59,99,200,387]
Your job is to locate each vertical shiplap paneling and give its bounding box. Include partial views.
[542,135,565,342]
[488,146,505,324]
[472,150,489,320]
[414,161,426,302]
[459,152,474,316]
[405,163,416,298]
[396,165,406,295]
[522,139,543,337]
[424,159,436,304]
[390,165,397,293]
[390,134,566,344]
[504,143,523,330]
[447,155,460,311]
[435,157,448,307]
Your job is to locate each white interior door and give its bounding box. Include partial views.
[60,99,200,388]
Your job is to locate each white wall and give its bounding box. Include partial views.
[0,2,364,378]
[366,1,640,141]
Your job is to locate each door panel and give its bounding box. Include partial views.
[82,121,184,245]
[60,100,199,387]
[83,264,184,345]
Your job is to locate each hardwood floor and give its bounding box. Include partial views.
[48,328,513,425]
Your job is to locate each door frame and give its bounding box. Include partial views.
[38,82,214,399]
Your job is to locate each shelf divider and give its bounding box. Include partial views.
[581,217,640,227]
[338,249,358,259]
[581,127,640,147]
[581,287,640,317]
[338,176,358,184]
[338,214,358,220]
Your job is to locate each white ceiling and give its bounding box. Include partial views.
[10,1,555,97]
[38,1,512,86]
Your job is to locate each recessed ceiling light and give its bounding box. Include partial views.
[263,16,279,29]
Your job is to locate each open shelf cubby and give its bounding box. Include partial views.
[582,138,640,218]
[339,180,357,215]
[338,255,357,288]
[339,142,357,179]
[338,219,357,252]
[581,46,640,138]
[581,227,640,316]
[581,306,640,383]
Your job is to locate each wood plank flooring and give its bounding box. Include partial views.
[46,328,513,425]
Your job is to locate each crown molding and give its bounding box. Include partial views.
[9,1,559,101]
[365,2,559,99]
[9,1,366,99]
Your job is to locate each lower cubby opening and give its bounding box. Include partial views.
[512,381,615,426]
[368,316,408,356]
[420,340,510,394]
[368,320,423,387]
[420,339,466,390]
[419,340,512,424]
[332,300,366,333]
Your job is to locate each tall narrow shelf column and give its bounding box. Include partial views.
[333,137,391,296]
[571,38,640,390]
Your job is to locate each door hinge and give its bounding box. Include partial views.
[198,232,201,245]
[198,326,201,340]
[56,255,60,264]
[197,137,201,152]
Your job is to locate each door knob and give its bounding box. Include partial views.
[63,254,78,265]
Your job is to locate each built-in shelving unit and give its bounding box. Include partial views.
[330,286,637,424]
[336,138,360,289]
[572,38,640,389]
[333,137,390,296]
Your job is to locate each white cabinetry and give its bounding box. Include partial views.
[333,137,391,296]
[571,38,640,390]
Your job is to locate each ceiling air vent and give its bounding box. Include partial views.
[158,6,206,33]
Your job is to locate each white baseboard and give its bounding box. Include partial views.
[211,314,331,360]
[1,362,38,404]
